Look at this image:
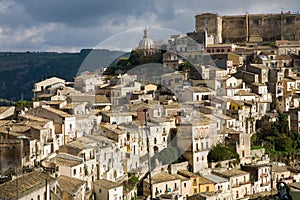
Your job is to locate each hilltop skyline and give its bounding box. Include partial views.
[0,0,299,52]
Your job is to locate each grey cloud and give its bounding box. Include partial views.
[1,0,300,51]
[16,0,167,27]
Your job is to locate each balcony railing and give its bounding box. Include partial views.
[260,182,271,187]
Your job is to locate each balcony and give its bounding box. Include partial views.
[260,182,271,187]
[232,181,251,188]
[260,173,269,177]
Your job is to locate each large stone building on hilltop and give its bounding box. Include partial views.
[195,12,300,43]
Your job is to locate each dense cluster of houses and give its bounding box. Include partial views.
[1,13,300,200]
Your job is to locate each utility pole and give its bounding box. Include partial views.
[143,108,153,200]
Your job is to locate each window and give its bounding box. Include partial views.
[206,186,209,192]
[184,183,187,188]
[204,18,208,25]
[99,189,102,193]
[73,169,76,175]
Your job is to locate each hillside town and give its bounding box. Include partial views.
[1,12,300,200]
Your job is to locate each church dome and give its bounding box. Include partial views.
[138,28,155,50]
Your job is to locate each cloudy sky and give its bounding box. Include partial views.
[0,0,298,52]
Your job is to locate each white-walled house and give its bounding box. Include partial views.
[50,153,85,180]
[213,169,251,200]
[241,164,271,194]
[177,116,219,172]
[179,86,212,102]
[33,77,66,100]
[27,106,76,145]
[74,72,105,94]
[144,173,181,199]
[202,173,231,200]
[101,111,132,125]
[58,137,98,190]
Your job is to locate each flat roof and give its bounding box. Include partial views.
[214,169,249,178]
[202,174,229,184]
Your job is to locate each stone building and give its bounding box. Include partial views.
[224,131,251,165]
[195,12,300,43]
[0,139,23,174]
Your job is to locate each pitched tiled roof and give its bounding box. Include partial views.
[0,171,56,199]
[94,179,122,189]
[58,175,85,194]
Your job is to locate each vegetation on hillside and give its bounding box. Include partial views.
[103,49,164,75]
[207,143,239,162]
[123,174,139,192]
[252,114,300,157]
[0,49,124,101]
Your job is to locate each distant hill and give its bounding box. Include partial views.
[0,49,126,102]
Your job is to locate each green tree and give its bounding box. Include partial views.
[13,100,31,108]
[252,113,299,157]
[178,61,192,71]
[207,143,239,162]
